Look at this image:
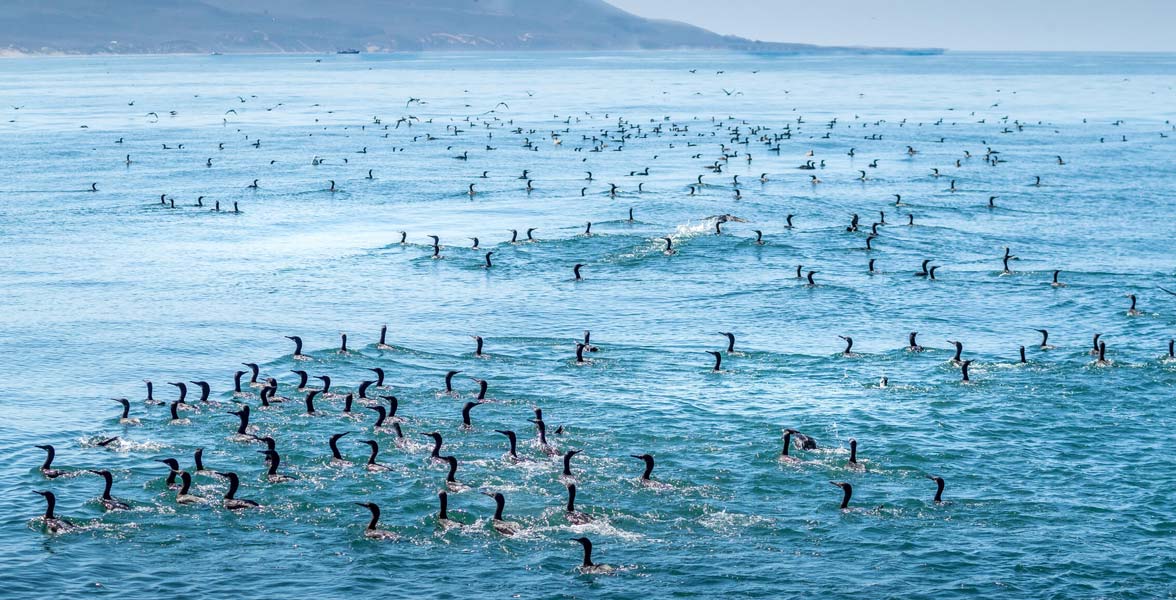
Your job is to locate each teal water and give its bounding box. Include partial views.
[1,51,1175,598]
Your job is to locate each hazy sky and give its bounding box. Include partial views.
[607,0,1176,51]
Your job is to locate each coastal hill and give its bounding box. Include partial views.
[0,0,941,55]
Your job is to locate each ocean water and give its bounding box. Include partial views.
[1,51,1175,598]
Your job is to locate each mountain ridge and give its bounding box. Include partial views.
[0,0,943,55]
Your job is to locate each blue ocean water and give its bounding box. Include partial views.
[1,51,1175,598]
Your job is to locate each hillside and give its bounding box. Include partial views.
[0,0,942,55]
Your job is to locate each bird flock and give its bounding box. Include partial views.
[16,60,1176,579]
[30,325,955,574]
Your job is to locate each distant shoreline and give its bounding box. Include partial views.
[0,47,950,60]
[8,48,1176,61]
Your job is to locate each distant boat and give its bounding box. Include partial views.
[210,52,223,56]
[337,49,360,54]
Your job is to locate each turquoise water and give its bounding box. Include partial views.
[2,51,1175,598]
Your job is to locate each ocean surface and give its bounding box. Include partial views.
[1,51,1175,599]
